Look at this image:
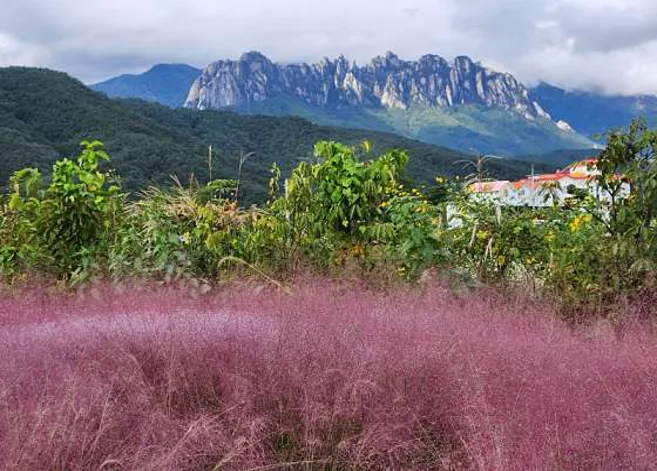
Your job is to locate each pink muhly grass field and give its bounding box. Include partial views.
[0,280,656,470]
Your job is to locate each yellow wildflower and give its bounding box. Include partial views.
[476,230,490,240]
[569,214,590,232]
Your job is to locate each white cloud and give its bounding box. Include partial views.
[0,32,49,67]
[0,0,656,95]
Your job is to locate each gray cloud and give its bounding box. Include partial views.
[1,0,657,95]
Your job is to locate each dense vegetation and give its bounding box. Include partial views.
[2,77,657,466]
[232,94,595,155]
[0,67,550,204]
[1,119,656,317]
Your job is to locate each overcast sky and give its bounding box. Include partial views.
[1,0,657,95]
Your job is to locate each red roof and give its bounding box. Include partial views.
[468,159,600,194]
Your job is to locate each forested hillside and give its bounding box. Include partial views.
[1,67,552,202]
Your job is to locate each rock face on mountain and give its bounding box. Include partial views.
[180,51,598,156]
[185,52,549,119]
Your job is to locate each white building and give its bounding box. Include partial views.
[467,159,624,207]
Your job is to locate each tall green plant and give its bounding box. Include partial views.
[569,119,657,299]
[270,141,409,264]
[0,141,122,281]
[281,141,407,232]
[41,141,122,278]
[0,168,44,275]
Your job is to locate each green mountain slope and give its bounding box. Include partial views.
[0,67,554,202]
[231,94,596,156]
[90,64,201,108]
[515,148,602,168]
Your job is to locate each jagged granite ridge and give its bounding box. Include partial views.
[185,51,550,120]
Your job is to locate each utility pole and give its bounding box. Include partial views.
[208,145,213,182]
[530,164,536,209]
[476,154,485,186]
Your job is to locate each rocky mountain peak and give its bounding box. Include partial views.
[184,51,550,120]
[453,55,474,68]
[370,51,405,70]
[419,54,449,67]
[240,51,270,63]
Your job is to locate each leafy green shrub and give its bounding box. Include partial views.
[441,119,657,315]
[2,124,656,318]
[1,141,122,281]
[265,140,444,276]
[543,119,657,312]
[0,168,44,276]
[439,195,552,283]
[42,141,122,279]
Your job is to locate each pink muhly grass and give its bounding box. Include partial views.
[0,280,656,469]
